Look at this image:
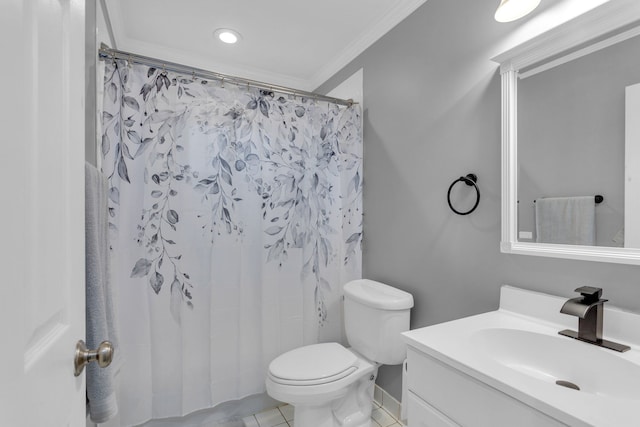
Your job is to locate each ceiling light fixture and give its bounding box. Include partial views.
[494,0,541,22]
[214,28,242,44]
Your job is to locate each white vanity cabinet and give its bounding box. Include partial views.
[404,347,565,427]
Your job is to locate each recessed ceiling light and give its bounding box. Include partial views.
[214,28,242,44]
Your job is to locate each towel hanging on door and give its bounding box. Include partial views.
[85,162,119,423]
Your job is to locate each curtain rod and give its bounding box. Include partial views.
[98,46,355,107]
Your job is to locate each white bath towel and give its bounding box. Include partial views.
[535,196,596,245]
[85,162,119,423]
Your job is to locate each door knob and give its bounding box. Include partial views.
[74,340,114,376]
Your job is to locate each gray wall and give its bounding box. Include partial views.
[518,34,640,246]
[317,0,640,400]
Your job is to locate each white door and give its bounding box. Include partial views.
[0,1,87,426]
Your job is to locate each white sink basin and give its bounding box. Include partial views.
[403,286,640,426]
[470,328,640,400]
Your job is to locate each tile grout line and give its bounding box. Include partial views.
[250,397,404,427]
[372,407,403,427]
[247,414,259,427]
[277,406,291,427]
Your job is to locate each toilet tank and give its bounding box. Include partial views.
[344,279,414,365]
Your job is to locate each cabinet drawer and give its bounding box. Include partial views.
[407,391,459,427]
[406,347,565,427]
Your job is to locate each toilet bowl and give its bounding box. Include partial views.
[265,279,413,427]
[266,343,377,427]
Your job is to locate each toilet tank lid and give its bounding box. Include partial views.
[344,279,414,310]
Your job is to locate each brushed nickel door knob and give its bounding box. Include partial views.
[74,340,114,376]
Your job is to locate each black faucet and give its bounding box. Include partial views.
[558,286,630,352]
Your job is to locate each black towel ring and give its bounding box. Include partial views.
[447,173,480,215]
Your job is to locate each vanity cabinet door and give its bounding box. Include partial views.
[407,391,459,427]
[406,348,566,427]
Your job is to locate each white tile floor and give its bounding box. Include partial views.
[241,401,403,427]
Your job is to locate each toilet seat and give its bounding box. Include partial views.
[266,342,377,407]
[268,343,359,386]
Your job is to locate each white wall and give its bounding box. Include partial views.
[327,68,364,107]
[97,0,115,49]
[86,0,115,166]
[85,0,96,164]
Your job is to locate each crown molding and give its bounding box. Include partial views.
[119,38,312,90]
[492,0,640,75]
[103,0,427,92]
[309,0,429,89]
[102,0,311,89]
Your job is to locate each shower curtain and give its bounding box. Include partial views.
[100,60,362,426]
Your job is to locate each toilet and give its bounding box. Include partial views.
[265,279,414,427]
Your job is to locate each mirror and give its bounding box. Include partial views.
[494,0,640,264]
[518,33,640,248]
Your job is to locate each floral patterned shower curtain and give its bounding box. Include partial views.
[99,60,362,426]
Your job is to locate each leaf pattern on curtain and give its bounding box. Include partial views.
[101,60,362,323]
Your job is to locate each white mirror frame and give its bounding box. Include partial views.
[493,0,640,265]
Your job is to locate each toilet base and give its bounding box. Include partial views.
[291,367,377,427]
